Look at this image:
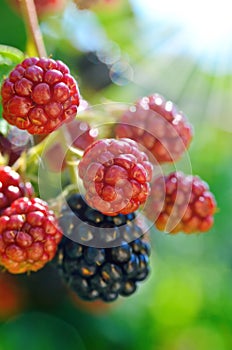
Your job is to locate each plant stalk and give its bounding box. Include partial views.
[19,0,47,57]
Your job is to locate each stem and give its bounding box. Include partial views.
[59,125,83,186]
[19,0,47,57]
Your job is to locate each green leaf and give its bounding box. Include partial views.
[0,45,25,120]
[0,44,24,83]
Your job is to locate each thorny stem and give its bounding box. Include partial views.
[19,0,47,57]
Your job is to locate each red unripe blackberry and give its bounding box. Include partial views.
[145,171,217,234]
[56,193,151,302]
[0,197,63,274]
[66,119,98,151]
[78,138,153,216]
[115,94,193,163]
[0,166,33,213]
[1,57,80,135]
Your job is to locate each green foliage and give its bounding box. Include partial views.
[0,44,25,121]
[0,44,24,83]
[0,312,84,350]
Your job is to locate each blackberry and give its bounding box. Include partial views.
[59,193,143,247]
[56,236,150,302]
[56,193,151,302]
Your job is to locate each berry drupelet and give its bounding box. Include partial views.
[57,193,151,302]
[0,197,63,274]
[0,166,33,213]
[1,57,80,134]
[78,138,153,216]
[145,171,217,234]
[115,94,193,164]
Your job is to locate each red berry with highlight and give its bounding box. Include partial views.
[78,138,153,216]
[0,197,63,274]
[145,171,217,234]
[1,57,80,135]
[0,166,33,213]
[115,94,193,163]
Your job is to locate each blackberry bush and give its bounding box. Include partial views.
[0,0,218,311]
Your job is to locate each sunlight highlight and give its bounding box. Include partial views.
[133,0,232,74]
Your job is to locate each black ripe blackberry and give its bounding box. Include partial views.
[59,193,142,248]
[56,236,150,302]
[57,193,151,302]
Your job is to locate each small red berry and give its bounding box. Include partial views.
[115,94,193,164]
[0,197,63,274]
[74,0,99,9]
[78,138,153,216]
[66,119,98,151]
[7,0,67,19]
[0,166,33,213]
[1,57,80,135]
[145,171,217,234]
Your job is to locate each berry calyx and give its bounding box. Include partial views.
[1,57,80,135]
[0,197,63,274]
[78,138,153,216]
[145,171,217,234]
[0,166,33,213]
[115,94,193,163]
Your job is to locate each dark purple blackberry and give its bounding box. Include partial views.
[56,193,151,302]
[56,236,150,302]
[59,193,141,248]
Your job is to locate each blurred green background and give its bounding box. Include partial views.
[0,0,232,349]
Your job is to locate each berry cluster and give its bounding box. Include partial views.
[0,1,217,307]
[57,194,150,301]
